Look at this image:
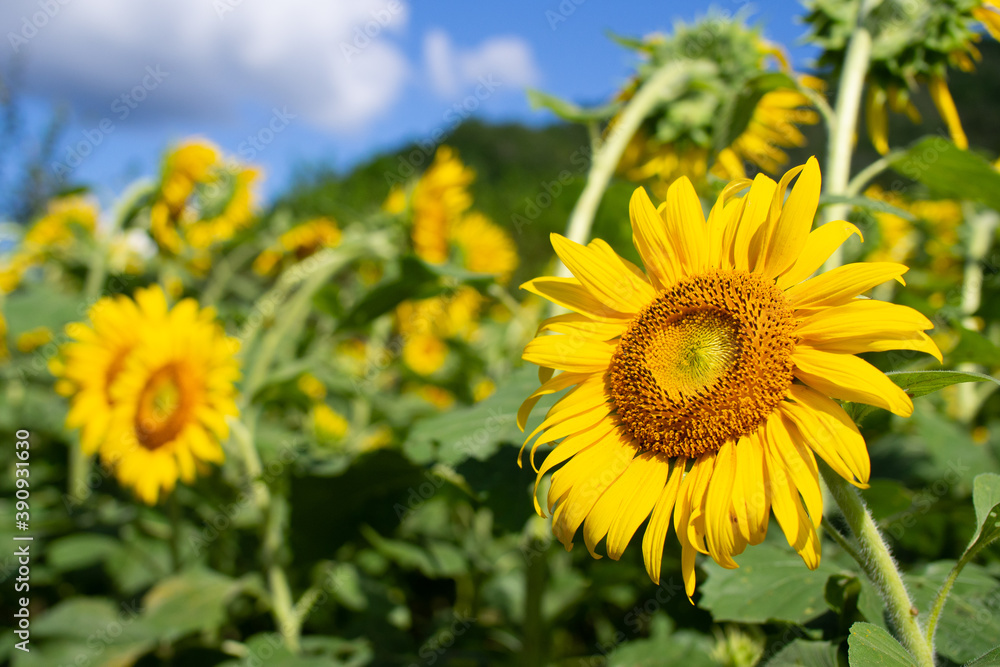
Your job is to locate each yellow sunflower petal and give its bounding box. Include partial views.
[550,234,654,313]
[785,262,908,310]
[776,221,863,290]
[928,77,968,150]
[629,187,679,290]
[704,440,739,568]
[793,347,913,417]
[517,370,591,434]
[660,177,708,275]
[761,157,820,279]
[641,458,686,584]
[604,452,671,560]
[781,385,870,487]
[522,335,615,373]
[521,276,632,321]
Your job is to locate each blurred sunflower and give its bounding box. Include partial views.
[150,139,259,256]
[864,185,963,273]
[16,326,52,353]
[518,158,940,596]
[0,195,100,292]
[58,285,240,504]
[614,19,819,195]
[253,217,342,276]
[395,147,519,376]
[410,146,474,264]
[807,0,996,154]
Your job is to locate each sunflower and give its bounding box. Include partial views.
[59,286,240,504]
[150,139,259,255]
[450,212,519,284]
[613,21,819,194]
[252,217,342,276]
[411,146,474,264]
[807,0,995,154]
[518,158,940,597]
[395,148,519,376]
[57,291,160,454]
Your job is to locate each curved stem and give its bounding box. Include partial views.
[821,464,935,667]
[845,151,902,198]
[821,0,876,271]
[925,541,985,648]
[821,515,864,566]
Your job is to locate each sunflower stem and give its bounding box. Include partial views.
[821,0,876,271]
[844,150,902,197]
[522,537,547,667]
[956,206,998,423]
[820,464,935,667]
[557,60,713,278]
[68,188,136,504]
[168,492,182,573]
[820,515,864,566]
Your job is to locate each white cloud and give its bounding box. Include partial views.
[1,0,412,132]
[422,29,540,98]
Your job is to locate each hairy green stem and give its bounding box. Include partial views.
[821,465,935,667]
[822,0,875,271]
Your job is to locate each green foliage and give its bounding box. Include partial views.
[848,623,915,666]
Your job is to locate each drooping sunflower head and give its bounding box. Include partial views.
[150,139,259,255]
[806,0,994,153]
[23,195,99,256]
[519,158,941,597]
[59,285,240,504]
[613,16,819,194]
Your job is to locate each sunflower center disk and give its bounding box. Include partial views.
[135,363,196,451]
[608,270,796,458]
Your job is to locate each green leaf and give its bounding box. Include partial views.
[46,533,121,573]
[714,72,799,154]
[607,614,715,667]
[527,89,622,123]
[765,639,839,667]
[966,645,1000,666]
[843,370,1000,424]
[700,543,840,624]
[890,137,1000,212]
[972,473,1000,545]
[140,568,244,642]
[402,365,558,467]
[336,256,492,329]
[847,622,915,666]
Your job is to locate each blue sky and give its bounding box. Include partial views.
[0,0,815,209]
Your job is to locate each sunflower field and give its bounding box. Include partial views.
[3,3,1000,666]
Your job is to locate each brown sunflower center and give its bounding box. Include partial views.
[135,362,198,451]
[608,270,796,458]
